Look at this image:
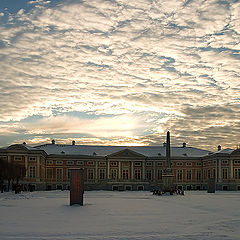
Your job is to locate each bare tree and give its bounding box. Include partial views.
[0,157,26,193]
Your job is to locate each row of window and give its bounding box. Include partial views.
[29,167,240,181]
[9,157,240,166]
[45,160,203,167]
[45,168,164,181]
[14,156,37,161]
[46,160,165,166]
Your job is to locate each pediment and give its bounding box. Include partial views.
[7,144,29,152]
[107,148,146,158]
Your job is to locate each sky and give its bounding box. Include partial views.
[0,0,239,150]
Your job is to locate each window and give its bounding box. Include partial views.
[186,170,192,180]
[99,161,106,166]
[222,168,228,179]
[99,169,106,180]
[122,169,129,180]
[67,160,74,165]
[213,169,216,179]
[222,160,228,164]
[29,157,36,161]
[207,169,211,179]
[47,160,53,165]
[177,170,183,181]
[196,162,202,166]
[177,162,183,166]
[56,161,63,165]
[29,166,36,178]
[157,162,163,166]
[88,169,94,180]
[110,162,118,166]
[14,156,22,161]
[77,160,84,165]
[134,169,141,180]
[208,161,212,165]
[110,169,117,179]
[67,169,71,179]
[46,168,53,179]
[146,162,152,166]
[196,170,202,181]
[186,162,192,166]
[134,162,141,167]
[234,160,240,164]
[56,168,63,180]
[146,169,152,180]
[203,162,206,166]
[235,169,240,179]
[87,161,94,166]
[203,169,206,180]
[157,169,163,180]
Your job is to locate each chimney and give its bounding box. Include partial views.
[217,145,221,151]
[23,142,26,145]
[52,139,55,145]
[183,142,186,148]
[72,140,75,145]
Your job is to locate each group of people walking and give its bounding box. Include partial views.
[152,188,185,196]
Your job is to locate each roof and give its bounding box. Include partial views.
[34,144,211,157]
[207,148,234,156]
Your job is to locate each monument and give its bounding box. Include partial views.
[207,178,216,193]
[162,131,174,192]
[70,168,84,206]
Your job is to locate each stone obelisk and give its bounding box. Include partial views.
[162,131,174,192]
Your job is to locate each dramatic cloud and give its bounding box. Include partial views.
[0,0,240,150]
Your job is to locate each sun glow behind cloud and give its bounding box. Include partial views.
[0,0,240,150]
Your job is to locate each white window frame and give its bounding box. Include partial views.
[67,160,74,165]
[76,160,84,165]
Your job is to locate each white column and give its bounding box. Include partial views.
[37,157,40,177]
[118,161,121,180]
[24,155,28,178]
[142,161,145,180]
[229,159,233,179]
[107,159,110,179]
[215,161,217,182]
[131,161,134,180]
[153,161,156,181]
[95,161,98,182]
[218,159,222,182]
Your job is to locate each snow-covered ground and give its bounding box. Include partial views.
[0,191,240,240]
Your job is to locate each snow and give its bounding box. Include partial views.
[0,191,240,240]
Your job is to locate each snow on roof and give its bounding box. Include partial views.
[34,144,211,157]
[2,144,41,151]
[214,148,234,154]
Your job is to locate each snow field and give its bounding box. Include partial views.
[0,191,240,240]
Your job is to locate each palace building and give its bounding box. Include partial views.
[1,140,240,191]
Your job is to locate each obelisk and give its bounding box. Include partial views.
[166,131,171,168]
[162,131,174,192]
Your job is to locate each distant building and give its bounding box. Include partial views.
[0,141,240,191]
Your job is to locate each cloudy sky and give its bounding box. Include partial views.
[0,0,239,150]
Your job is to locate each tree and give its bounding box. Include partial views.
[0,157,26,192]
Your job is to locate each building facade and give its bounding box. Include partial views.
[1,141,240,191]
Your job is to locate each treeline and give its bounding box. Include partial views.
[0,157,26,192]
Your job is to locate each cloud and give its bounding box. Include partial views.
[0,0,240,149]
